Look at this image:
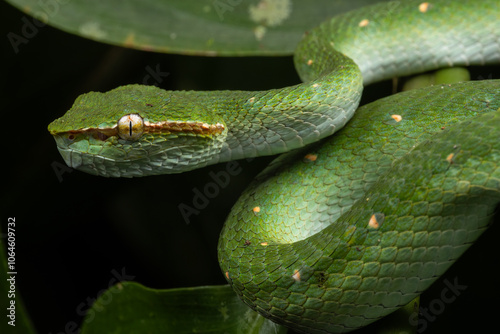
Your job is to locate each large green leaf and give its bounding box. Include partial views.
[80,282,286,334]
[6,0,386,56]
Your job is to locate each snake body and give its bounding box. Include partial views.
[48,0,500,332]
[219,81,500,333]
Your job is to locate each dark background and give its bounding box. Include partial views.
[1,1,499,333]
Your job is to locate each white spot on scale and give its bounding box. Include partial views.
[368,213,384,229]
[369,215,379,228]
[292,270,301,281]
[391,115,402,122]
[419,2,431,13]
[358,19,369,27]
[304,153,317,161]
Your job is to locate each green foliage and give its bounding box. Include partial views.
[6,0,386,56]
[80,282,286,334]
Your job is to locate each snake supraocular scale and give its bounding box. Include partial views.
[48,0,500,333]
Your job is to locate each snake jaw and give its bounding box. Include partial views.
[50,127,230,177]
[55,145,82,170]
[51,134,79,168]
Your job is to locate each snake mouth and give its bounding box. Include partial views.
[56,147,81,170]
[55,147,109,176]
[56,147,104,177]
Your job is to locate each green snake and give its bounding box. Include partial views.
[48,0,500,332]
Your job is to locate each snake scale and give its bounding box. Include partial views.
[48,0,500,333]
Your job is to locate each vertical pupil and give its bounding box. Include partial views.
[129,121,132,137]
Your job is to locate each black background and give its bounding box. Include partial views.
[1,1,499,333]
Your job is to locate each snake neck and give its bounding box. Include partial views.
[212,53,362,165]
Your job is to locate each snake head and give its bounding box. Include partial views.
[48,84,227,177]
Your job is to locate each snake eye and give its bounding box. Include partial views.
[117,114,144,141]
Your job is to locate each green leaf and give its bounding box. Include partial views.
[80,282,287,334]
[375,296,419,334]
[402,67,471,91]
[6,0,386,56]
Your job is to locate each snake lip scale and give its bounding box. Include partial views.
[48,0,500,333]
